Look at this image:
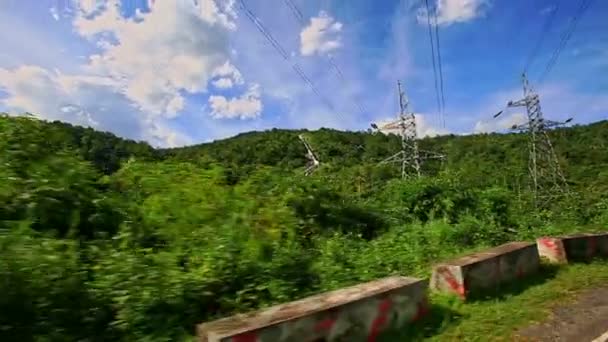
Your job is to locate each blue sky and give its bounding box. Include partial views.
[0,0,606,147]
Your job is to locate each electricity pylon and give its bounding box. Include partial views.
[298,134,320,176]
[494,73,571,207]
[371,81,444,179]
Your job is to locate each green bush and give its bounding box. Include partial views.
[0,228,117,341]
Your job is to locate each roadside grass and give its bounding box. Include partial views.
[381,260,608,341]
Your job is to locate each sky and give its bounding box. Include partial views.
[0,0,606,147]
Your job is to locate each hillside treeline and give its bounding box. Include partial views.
[1,113,607,341]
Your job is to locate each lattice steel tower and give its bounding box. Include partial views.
[372,81,444,179]
[496,73,571,206]
[298,134,320,176]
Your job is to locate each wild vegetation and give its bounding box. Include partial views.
[1,113,607,341]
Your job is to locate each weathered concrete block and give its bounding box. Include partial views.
[430,242,540,299]
[197,276,428,342]
[537,233,608,263]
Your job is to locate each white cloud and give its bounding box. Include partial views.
[74,0,238,116]
[194,0,238,30]
[0,59,199,148]
[474,112,527,133]
[148,120,193,148]
[417,114,450,137]
[0,0,263,147]
[418,0,489,27]
[1,66,113,129]
[60,104,100,127]
[212,78,235,89]
[0,66,116,127]
[211,61,244,89]
[208,83,262,120]
[300,11,343,56]
[77,0,105,16]
[0,64,192,147]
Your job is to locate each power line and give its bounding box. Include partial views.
[238,0,344,120]
[282,0,370,117]
[431,3,446,128]
[283,0,306,24]
[291,64,339,113]
[523,1,562,74]
[537,0,595,84]
[423,0,442,123]
[240,0,289,60]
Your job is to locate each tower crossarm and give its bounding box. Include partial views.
[418,149,446,160]
[507,98,529,108]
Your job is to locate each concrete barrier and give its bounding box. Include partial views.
[197,276,428,342]
[430,242,540,299]
[537,233,608,263]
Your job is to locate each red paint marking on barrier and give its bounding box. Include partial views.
[540,237,564,257]
[232,331,257,342]
[314,317,336,332]
[440,269,465,298]
[378,298,392,312]
[367,298,393,342]
[540,238,556,250]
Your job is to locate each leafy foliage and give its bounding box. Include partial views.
[1,114,607,340]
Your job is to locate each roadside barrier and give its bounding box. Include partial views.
[197,232,607,341]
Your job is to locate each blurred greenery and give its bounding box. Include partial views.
[1,113,607,341]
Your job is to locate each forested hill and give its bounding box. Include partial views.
[3,114,608,193]
[2,113,608,341]
[0,114,159,174]
[161,120,608,192]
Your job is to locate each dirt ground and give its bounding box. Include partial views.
[515,286,608,342]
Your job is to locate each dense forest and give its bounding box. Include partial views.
[1,113,607,341]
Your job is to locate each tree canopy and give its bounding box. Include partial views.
[1,113,607,340]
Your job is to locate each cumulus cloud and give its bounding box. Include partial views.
[0,0,264,147]
[473,112,527,133]
[0,65,192,147]
[148,120,194,148]
[300,11,343,56]
[77,0,105,16]
[0,65,112,129]
[208,83,262,120]
[0,65,132,135]
[417,114,450,137]
[212,78,235,89]
[211,61,244,89]
[74,0,238,116]
[195,0,238,30]
[418,0,489,27]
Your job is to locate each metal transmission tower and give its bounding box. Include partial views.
[298,134,320,176]
[371,81,444,179]
[494,73,571,206]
